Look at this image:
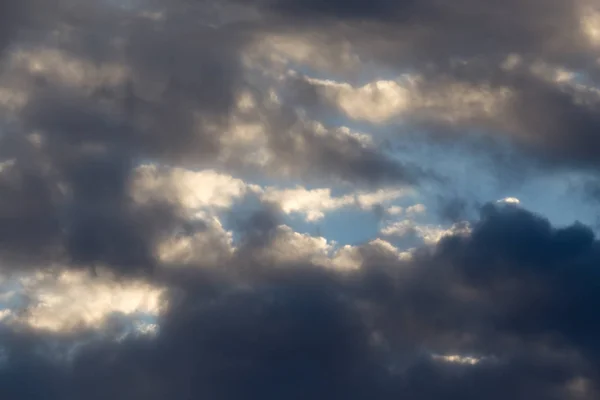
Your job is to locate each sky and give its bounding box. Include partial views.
[1,0,600,398]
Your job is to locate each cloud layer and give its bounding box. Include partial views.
[1,0,600,399]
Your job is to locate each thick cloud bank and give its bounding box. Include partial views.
[1,0,600,399]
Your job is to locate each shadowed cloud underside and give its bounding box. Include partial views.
[1,1,600,399]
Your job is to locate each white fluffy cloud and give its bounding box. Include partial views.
[250,225,411,269]
[302,75,413,123]
[252,225,333,265]
[3,269,165,333]
[261,186,354,221]
[356,188,412,210]
[581,4,600,46]
[261,185,410,221]
[497,197,521,205]
[157,214,235,266]
[405,203,426,215]
[432,354,485,365]
[381,220,470,245]
[131,164,260,212]
[298,74,514,125]
[132,164,410,222]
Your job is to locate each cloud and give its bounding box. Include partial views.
[249,0,589,65]
[239,224,411,268]
[0,0,418,274]
[405,203,426,215]
[260,185,410,221]
[156,214,234,267]
[291,68,600,174]
[0,0,255,275]
[236,0,600,176]
[293,73,512,125]
[2,1,600,398]
[497,197,521,205]
[2,205,600,399]
[131,165,259,213]
[381,220,470,245]
[132,164,412,223]
[0,2,25,55]
[215,85,425,185]
[3,269,165,333]
[581,4,600,46]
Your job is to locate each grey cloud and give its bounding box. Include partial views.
[0,2,20,54]
[253,0,589,65]
[2,205,600,399]
[292,64,600,175]
[268,121,426,186]
[3,1,600,398]
[436,196,472,223]
[0,160,63,265]
[0,1,251,273]
[221,82,427,186]
[250,0,600,176]
[0,0,428,275]
[503,74,600,169]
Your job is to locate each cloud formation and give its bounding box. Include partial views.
[2,204,600,399]
[1,0,600,399]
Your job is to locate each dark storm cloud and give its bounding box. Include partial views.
[231,205,283,253]
[367,204,600,367]
[0,267,384,400]
[3,1,600,399]
[415,68,600,172]
[0,2,235,272]
[502,73,600,169]
[254,0,600,175]
[0,159,62,265]
[16,7,247,163]
[0,1,250,273]
[0,0,427,275]
[222,81,428,186]
[436,196,472,223]
[268,120,428,186]
[61,152,183,273]
[0,2,21,54]
[0,138,185,273]
[291,65,600,175]
[3,204,600,399]
[1,0,591,279]
[250,0,589,65]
